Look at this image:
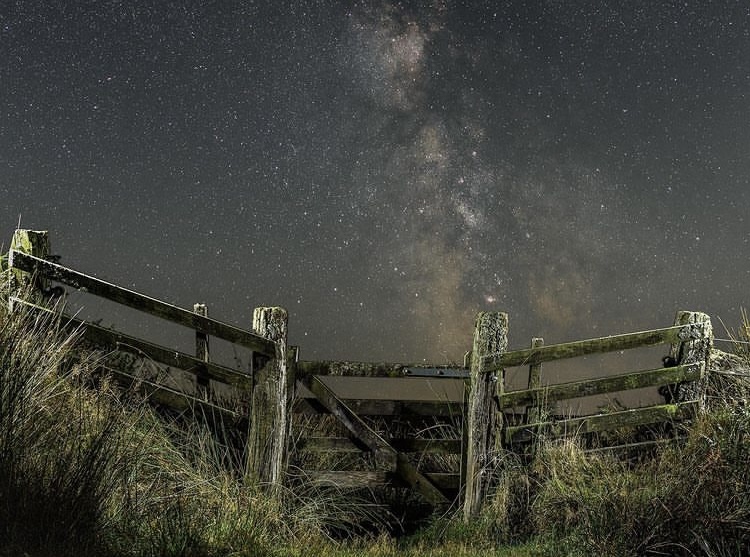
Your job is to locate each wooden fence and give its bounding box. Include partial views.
[5,229,715,520]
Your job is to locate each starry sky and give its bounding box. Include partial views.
[2,1,750,364]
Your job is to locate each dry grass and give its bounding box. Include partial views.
[5,271,750,556]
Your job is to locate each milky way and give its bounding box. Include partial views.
[2,1,750,363]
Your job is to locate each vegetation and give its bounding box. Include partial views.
[0,289,381,556]
[2,279,750,556]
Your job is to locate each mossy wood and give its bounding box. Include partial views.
[9,296,253,390]
[298,436,461,455]
[295,397,463,417]
[247,307,292,488]
[500,362,704,408]
[101,364,244,427]
[524,337,545,424]
[505,401,699,444]
[9,229,51,292]
[668,311,713,407]
[9,250,275,356]
[464,311,508,521]
[306,471,459,491]
[483,325,690,372]
[295,359,462,378]
[299,374,450,506]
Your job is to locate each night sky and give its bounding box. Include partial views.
[2,1,750,364]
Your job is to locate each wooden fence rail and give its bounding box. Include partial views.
[8,296,254,390]
[505,401,699,444]
[9,249,276,356]
[498,362,703,409]
[483,323,704,371]
[463,309,713,520]
[7,229,288,493]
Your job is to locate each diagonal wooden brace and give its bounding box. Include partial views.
[299,375,449,506]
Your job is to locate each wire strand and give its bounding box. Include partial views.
[715,337,750,346]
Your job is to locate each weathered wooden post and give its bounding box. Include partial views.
[194,303,210,399]
[525,337,545,425]
[246,306,293,490]
[667,310,713,410]
[8,229,51,296]
[463,311,509,521]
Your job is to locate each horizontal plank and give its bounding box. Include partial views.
[391,438,462,455]
[298,437,365,453]
[584,437,686,455]
[10,297,253,390]
[505,401,698,444]
[305,470,387,489]
[499,363,704,408]
[298,437,462,455]
[296,375,465,402]
[294,398,464,417]
[305,470,459,491]
[9,250,275,356]
[102,364,246,426]
[484,325,698,371]
[299,375,450,506]
[296,360,467,378]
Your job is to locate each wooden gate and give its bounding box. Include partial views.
[292,362,469,507]
[5,229,716,520]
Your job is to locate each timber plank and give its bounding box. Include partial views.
[295,397,462,417]
[102,364,244,425]
[296,360,405,378]
[295,360,468,379]
[305,470,387,489]
[9,297,253,389]
[505,401,699,444]
[484,325,690,371]
[9,251,275,355]
[299,375,450,506]
[499,363,704,408]
[390,438,462,455]
[305,471,459,491]
[299,437,461,455]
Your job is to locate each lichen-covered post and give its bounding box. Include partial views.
[8,229,51,295]
[525,337,545,424]
[667,310,713,410]
[463,311,508,521]
[194,303,210,399]
[246,306,292,490]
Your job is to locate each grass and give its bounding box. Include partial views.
[4,278,750,556]
[0,291,287,556]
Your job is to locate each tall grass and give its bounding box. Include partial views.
[0,297,117,555]
[5,275,750,556]
[0,288,397,556]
